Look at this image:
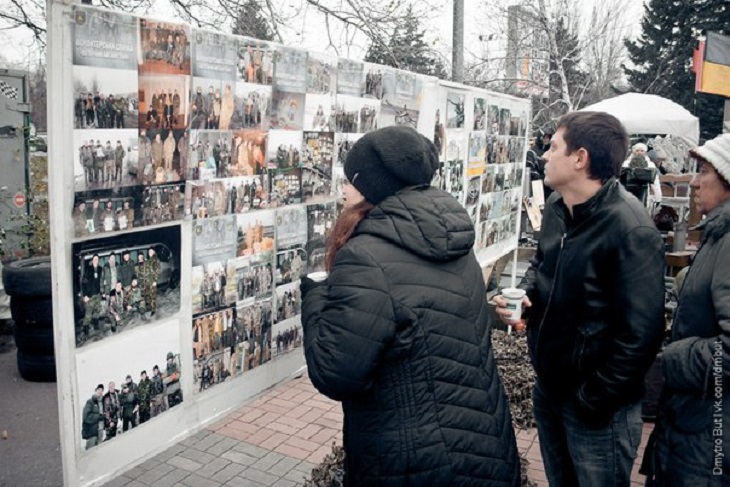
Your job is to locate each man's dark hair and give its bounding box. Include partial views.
[556,111,628,181]
[96,384,104,391]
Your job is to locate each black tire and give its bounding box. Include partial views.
[16,350,56,382]
[14,324,54,354]
[10,296,53,326]
[2,257,52,297]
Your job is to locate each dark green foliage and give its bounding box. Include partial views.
[624,0,730,140]
[232,0,275,41]
[363,6,447,79]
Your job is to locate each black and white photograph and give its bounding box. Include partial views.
[306,52,337,95]
[230,129,268,177]
[237,39,275,85]
[337,59,364,96]
[72,226,181,347]
[73,67,138,129]
[334,133,362,167]
[273,47,308,93]
[304,93,336,132]
[270,90,305,130]
[139,75,190,131]
[446,91,465,129]
[487,104,500,135]
[76,323,182,451]
[191,29,238,80]
[234,82,272,130]
[266,130,303,171]
[446,131,467,163]
[139,19,191,75]
[192,215,238,266]
[137,128,188,185]
[188,130,232,180]
[473,97,486,130]
[486,136,497,165]
[466,174,481,206]
[510,114,521,136]
[364,63,384,100]
[236,210,276,259]
[479,193,493,224]
[380,69,421,129]
[482,165,496,195]
[499,108,511,136]
[305,202,335,274]
[72,7,138,70]
[333,94,362,134]
[435,158,465,203]
[73,129,139,191]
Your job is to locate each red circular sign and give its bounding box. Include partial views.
[13,192,25,208]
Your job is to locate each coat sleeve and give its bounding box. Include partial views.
[301,244,396,402]
[662,236,730,394]
[577,225,666,414]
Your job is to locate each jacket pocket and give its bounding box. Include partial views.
[662,393,712,434]
[575,320,610,374]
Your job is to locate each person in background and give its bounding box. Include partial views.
[300,126,520,487]
[495,112,666,487]
[621,142,663,210]
[642,133,730,486]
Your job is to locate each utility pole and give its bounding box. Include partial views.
[452,0,464,83]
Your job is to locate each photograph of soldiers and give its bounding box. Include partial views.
[334,133,362,167]
[236,211,276,258]
[487,104,500,135]
[305,202,335,274]
[364,64,384,99]
[268,168,302,207]
[73,129,138,191]
[473,97,486,131]
[266,130,302,171]
[304,95,336,132]
[234,299,273,373]
[192,306,240,393]
[495,137,508,165]
[192,260,235,315]
[380,69,421,129]
[191,215,238,267]
[138,128,187,184]
[273,47,307,93]
[274,285,302,325]
[188,130,232,180]
[336,58,364,96]
[72,227,181,347]
[140,183,184,225]
[233,82,272,130]
[229,129,267,177]
[139,75,190,131]
[236,39,274,85]
[439,158,466,202]
[139,19,190,75]
[306,53,337,95]
[270,90,305,130]
[275,247,305,285]
[498,108,511,136]
[333,95,362,134]
[509,115,521,137]
[272,321,302,356]
[446,91,465,129]
[191,29,237,81]
[81,384,105,450]
[479,194,493,224]
[73,67,138,129]
[482,165,496,195]
[72,6,138,70]
[234,259,274,301]
[468,131,487,166]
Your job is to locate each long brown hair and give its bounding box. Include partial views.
[325,200,374,272]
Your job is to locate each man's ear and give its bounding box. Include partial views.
[574,147,590,171]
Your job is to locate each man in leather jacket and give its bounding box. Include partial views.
[496,111,665,486]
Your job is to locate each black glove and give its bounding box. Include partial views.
[300,275,327,298]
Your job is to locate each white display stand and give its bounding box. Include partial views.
[47,2,530,485]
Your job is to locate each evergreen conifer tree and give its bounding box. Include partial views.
[232,0,275,41]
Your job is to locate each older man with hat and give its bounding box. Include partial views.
[299,126,520,486]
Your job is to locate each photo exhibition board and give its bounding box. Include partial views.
[48,3,530,485]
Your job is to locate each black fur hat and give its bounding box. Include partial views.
[344,126,439,204]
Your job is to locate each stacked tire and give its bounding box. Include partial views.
[1,257,56,382]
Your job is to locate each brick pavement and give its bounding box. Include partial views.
[104,373,653,487]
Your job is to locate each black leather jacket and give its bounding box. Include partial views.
[520,179,666,420]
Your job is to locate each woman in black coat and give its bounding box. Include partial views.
[300,126,520,487]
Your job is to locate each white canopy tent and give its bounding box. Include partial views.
[579,93,700,147]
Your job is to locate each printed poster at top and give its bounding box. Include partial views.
[337,59,364,97]
[191,30,238,81]
[274,47,308,93]
[72,7,138,70]
[380,69,422,129]
[139,19,191,75]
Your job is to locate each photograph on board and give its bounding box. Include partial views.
[234,82,272,131]
[72,226,181,348]
[273,47,308,93]
[269,167,302,207]
[270,90,305,131]
[301,131,334,203]
[233,255,274,303]
[446,91,466,129]
[192,306,236,392]
[273,205,307,286]
[337,59,364,97]
[306,52,337,95]
[473,97,486,131]
[191,29,238,80]
[487,104,500,135]
[188,130,233,180]
[192,215,238,266]
[191,259,237,316]
[188,175,268,220]
[73,66,138,130]
[364,63,385,100]
[138,128,189,185]
[236,39,275,85]
[380,69,421,129]
[139,74,190,131]
[236,210,276,259]
[272,303,302,358]
[305,202,335,274]
[229,129,267,177]
[499,108,511,136]
[73,129,139,191]
[139,19,191,75]
[266,130,303,171]
[189,77,221,130]
[76,321,182,451]
[304,93,336,132]
[72,6,138,70]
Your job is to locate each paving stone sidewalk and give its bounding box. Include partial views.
[104,373,653,487]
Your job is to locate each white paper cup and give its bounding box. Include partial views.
[502,288,526,321]
[307,271,328,282]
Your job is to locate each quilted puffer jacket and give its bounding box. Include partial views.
[301,185,520,487]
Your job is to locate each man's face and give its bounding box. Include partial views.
[108,254,116,265]
[108,381,115,392]
[543,128,578,191]
[92,255,99,267]
[95,387,103,399]
[141,372,147,381]
[115,282,122,292]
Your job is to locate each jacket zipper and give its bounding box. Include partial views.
[534,232,566,362]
